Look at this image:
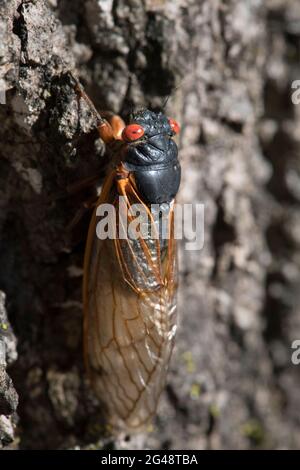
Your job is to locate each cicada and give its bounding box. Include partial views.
[74,79,181,432]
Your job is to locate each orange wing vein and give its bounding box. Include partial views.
[83,171,178,432]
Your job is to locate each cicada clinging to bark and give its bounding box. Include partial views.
[73,77,181,433]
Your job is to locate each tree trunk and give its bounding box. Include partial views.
[1,0,300,449]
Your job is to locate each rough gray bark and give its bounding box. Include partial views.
[1,0,300,449]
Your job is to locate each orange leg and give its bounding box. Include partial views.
[104,114,126,141]
[66,194,98,232]
[70,73,125,144]
[65,73,127,231]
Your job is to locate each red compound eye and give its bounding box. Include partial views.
[168,118,180,134]
[122,124,145,142]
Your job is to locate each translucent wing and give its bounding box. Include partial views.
[83,171,178,432]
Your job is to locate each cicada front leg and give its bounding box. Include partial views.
[70,72,125,144]
[66,74,126,230]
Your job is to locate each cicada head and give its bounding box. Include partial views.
[121,109,181,205]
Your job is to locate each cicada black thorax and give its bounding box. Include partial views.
[120,109,180,260]
[123,109,181,206]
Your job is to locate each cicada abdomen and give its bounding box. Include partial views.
[82,108,181,432]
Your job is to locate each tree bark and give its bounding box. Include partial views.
[1,0,300,449]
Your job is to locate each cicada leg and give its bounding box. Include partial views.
[98,112,125,142]
[67,73,126,230]
[70,73,125,144]
[65,174,103,196]
[66,193,99,232]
